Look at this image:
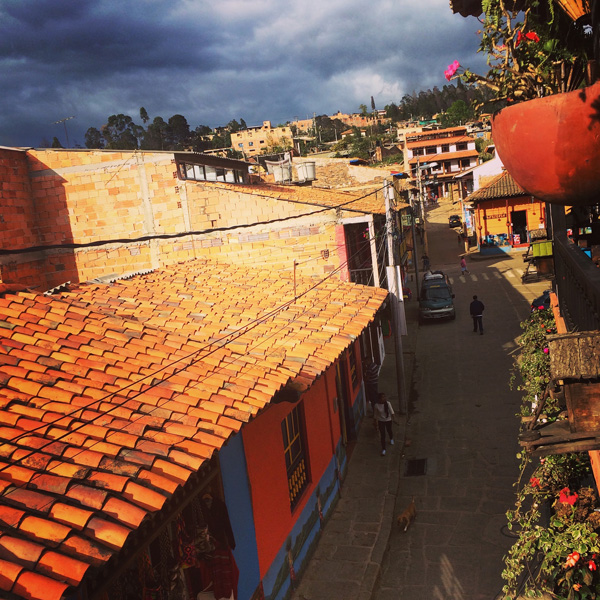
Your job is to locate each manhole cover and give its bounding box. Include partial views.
[405,458,427,477]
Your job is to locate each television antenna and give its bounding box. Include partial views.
[51,116,75,147]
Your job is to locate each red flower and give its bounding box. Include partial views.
[515,30,540,47]
[565,551,581,568]
[530,477,541,488]
[573,583,582,591]
[559,487,578,505]
[589,560,597,571]
[516,30,524,47]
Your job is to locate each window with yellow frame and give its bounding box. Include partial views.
[281,404,309,509]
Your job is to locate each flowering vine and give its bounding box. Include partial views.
[503,305,600,598]
[444,0,593,105]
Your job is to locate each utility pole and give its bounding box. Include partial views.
[51,116,75,148]
[384,180,408,414]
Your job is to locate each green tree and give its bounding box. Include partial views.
[226,119,242,133]
[385,103,402,122]
[139,107,149,124]
[51,136,64,148]
[84,127,104,149]
[142,116,168,150]
[211,130,231,149]
[102,114,143,149]
[475,137,494,162]
[439,100,473,127]
[359,104,368,116]
[167,114,191,150]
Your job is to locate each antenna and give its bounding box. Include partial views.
[51,116,75,148]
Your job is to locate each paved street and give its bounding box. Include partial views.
[292,199,550,600]
[373,201,549,600]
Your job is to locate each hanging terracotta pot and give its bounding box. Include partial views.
[492,80,600,206]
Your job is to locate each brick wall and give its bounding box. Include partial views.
[1,149,379,290]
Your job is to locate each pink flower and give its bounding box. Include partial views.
[543,347,549,354]
[565,551,580,568]
[444,60,460,81]
[559,487,578,505]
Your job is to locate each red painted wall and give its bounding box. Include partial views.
[242,365,341,576]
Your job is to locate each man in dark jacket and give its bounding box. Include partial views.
[470,295,485,334]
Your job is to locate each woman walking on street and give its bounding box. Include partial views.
[460,256,469,275]
[373,393,394,456]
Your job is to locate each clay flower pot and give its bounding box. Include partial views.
[492,80,600,206]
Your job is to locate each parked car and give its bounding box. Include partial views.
[448,214,462,228]
[530,289,552,312]
[419,271,456,323]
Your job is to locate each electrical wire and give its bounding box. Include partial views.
[0,246,384,469]
[0,255,380,527]
[0,184,386,256]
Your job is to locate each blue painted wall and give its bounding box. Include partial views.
[219,432,261,600]
[261,449,343,600]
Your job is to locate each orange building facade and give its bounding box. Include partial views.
[469,171,546,250]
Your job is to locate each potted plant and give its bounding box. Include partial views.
[446,0,599,206]
[502,307,600,598]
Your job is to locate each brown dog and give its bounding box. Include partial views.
[396,498,416,532]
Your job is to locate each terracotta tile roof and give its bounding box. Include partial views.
[0,258,387,597]
[201,180,409,215]
[468,170,528,202]
[406,134,472,148]
[408,149,479,165]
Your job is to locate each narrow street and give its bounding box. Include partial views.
[373,200,550,600]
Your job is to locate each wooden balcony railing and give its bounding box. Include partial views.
[553,233,600,331]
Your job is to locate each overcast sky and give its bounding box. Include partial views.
[0,0,485,148]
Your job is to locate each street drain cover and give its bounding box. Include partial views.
[405,458,427,477]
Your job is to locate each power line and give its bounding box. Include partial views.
[0,185,385,257]
[0,245,382,464]
[0,254,382,527]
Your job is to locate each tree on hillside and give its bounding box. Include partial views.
[84,127,104,149]
[140,107,150,124]
[440,100,474,127]
[102,114,143,150]
[167,114,191,150]
[359,104,368,116]
[141,116,168,150]
[315,115,345,143]
[385,103,402,121]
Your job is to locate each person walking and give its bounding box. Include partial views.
[460,256,470,275]
[363,359,380,414]
[373,393,394,456]
[470,294,485,334]
[422,254,430,271]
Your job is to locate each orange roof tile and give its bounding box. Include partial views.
[0,258,387,596]
[37,550,90,586]
[0,557,24,592]
[13,570,69,600]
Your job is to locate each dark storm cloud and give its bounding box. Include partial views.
[0,0,485,148]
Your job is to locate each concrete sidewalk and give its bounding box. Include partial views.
[291,300,420,600]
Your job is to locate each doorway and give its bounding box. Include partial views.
[511,210,528,245]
